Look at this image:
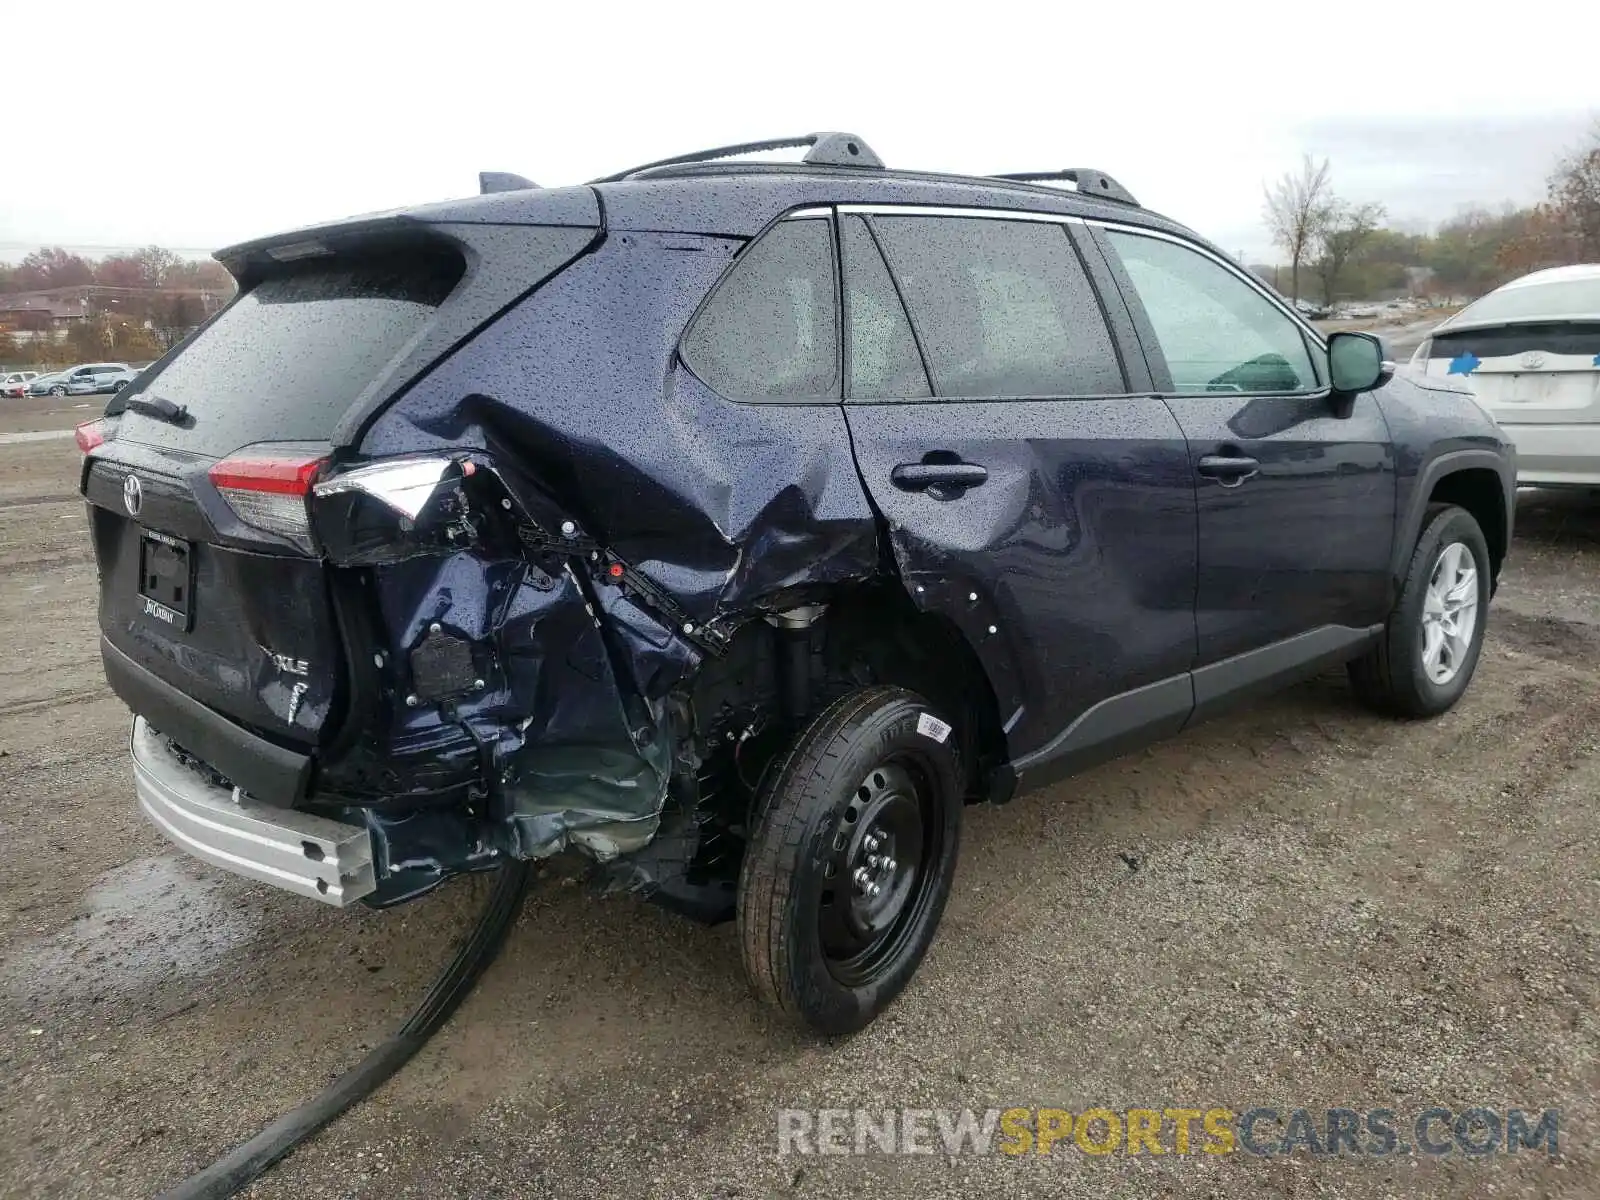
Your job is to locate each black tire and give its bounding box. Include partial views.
[737,685,962,1036]
[1350,503,1491,717]
[48,385,65,396]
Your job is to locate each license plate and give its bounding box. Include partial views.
[138,529,194,631]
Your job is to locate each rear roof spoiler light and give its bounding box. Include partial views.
[208,449,328,551]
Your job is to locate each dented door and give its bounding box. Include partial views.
[839,210,1198,762]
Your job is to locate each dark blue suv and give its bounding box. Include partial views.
[79,134,1514,1034]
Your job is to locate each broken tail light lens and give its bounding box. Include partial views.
[208,449,327,552]
[311,455,482,566]
[74,420,107,454]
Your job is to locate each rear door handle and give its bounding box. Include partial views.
[890,462,989,492]
[1196,454,1260,487]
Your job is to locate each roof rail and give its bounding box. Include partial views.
[991,168,1138,207]
[591,132,884,183]
[479,171,539,195]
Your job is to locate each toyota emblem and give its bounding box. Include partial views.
[123,473,143,517]
[1520,351,1547,370]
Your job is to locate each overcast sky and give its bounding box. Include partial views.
[3,1,1594,264]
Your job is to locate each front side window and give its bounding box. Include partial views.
[682,218,839,401]
[1105,231,1318,394]
[870,216,1124,398]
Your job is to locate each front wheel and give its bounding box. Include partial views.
[737,686,963,1036]
[48,385,66,396]
[1350,503,1491,717]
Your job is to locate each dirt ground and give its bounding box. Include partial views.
[1,401,1597,1199]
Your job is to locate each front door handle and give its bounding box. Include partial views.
[1196,454,1260,487]
[891,462,989,492]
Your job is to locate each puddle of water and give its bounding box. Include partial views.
[1,855,260,999]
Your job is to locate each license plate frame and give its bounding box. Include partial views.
[137,528,194,631]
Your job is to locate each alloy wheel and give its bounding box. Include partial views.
[1420,540,1479,685]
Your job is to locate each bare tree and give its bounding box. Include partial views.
[1264,156,1335,301]
[1315,201,1386,303]
[1548,120,1600,260]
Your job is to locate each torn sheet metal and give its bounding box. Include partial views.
[314,229,882,897]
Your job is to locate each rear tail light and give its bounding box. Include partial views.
[74,420,107,454]
[208,448,327,551]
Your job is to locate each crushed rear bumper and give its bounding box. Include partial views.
[130,716,375,906]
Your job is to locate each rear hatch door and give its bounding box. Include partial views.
[85,215,599,753]
[1423,321,1600,422]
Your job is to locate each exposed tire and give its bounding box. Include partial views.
[1350,503,1491,717]
[49,385,66,396]
[737,685,962,1036]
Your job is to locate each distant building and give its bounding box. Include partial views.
[0,288,95,338]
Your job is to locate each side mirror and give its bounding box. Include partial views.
[1328,331,1392,393]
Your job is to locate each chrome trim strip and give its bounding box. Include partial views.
[837,203,1083,225]
[130,717,375,906]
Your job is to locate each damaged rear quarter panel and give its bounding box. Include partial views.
[337,229,881,879]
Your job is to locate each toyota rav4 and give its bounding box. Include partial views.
[78,134,1514,1034]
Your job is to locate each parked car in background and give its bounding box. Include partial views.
[1411,263,1600,487]
[66,365,139,395]
[1,371,40,398]
[29,363,132,396]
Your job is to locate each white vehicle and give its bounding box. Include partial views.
[1411,264,1600,487]
[1,371,40,398]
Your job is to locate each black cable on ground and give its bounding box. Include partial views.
[155,861,532,1200]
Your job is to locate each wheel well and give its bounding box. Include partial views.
[682,583,1011,810]
[1429,468,1506,580]
[817,585,1011,802]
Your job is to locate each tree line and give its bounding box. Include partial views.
[1264,121,1600,303]
[0,246,236,366]
[0,245,233,296]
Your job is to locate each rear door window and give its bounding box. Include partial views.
[869,215,1125,398]
[1104,230,1318,394]
[681,218,840,401]
[839,215,930,399]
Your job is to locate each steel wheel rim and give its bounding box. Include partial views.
[1420,540,1479,685]
[817,757,941,987]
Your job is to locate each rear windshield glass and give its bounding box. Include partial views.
[1429,321,1600,359]
[118,250,463,455]
[1452,278,1600,327]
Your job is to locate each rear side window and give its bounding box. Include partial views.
[1105,231,1318,394]
[870,216,1124,398]
[839,215,930,399]
[682,218,839,400]
[121,249,464,455]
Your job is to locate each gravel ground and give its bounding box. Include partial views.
[0,415,1596,1199]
